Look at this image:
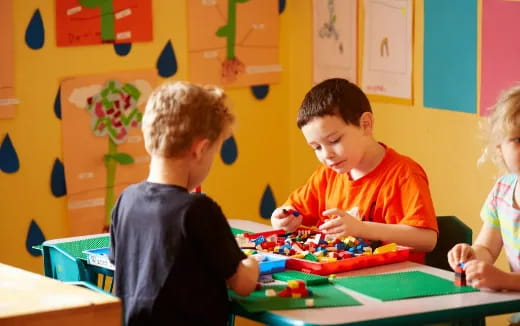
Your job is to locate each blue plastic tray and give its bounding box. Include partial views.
[257,253,287,275]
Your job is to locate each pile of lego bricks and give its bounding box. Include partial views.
[237,228,397,263]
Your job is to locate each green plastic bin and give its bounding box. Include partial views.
[39,234,112,289]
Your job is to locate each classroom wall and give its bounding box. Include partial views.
[0,1,511,325]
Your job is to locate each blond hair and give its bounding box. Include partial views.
[481,85,520,167]
[142,81,234,157]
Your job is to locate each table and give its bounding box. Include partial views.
[230,220,520,326]
[39,219,520,326]
[0,263,121,326]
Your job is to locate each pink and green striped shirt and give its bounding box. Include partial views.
[481,173,520,272]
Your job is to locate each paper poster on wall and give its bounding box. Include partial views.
[313,0,357,84]
[361,0,413,102]
[60,70,156,233]
[423,0,477,114]
[187,0,280,87]
[55,0,153,46]
[480,0,520,116]
[0,0,17,119]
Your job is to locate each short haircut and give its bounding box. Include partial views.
[296,78,372,129]
[142,81,234,157]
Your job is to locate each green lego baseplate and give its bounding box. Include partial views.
[334,270,478,301]
[272,270,330,285]
[53,236,110,260]
[230,227,248,236]
[49,228,245,261]
[230,281,360,312]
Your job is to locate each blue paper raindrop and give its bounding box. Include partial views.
[0,134,19,173]
[26,220,45,257]
[51,158,67,197]
[25,9,45,49]
[279,0,286,14]
[114,43,132,56]
[259,185,277,219]
[221,136,238,165]
[156,40,178,78]
[251,85,269,100]
[54,87,61,119]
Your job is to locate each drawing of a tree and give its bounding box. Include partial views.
[216,0,250,82]
[85,80,142,229]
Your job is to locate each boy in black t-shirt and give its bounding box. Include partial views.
[109,81,259,326]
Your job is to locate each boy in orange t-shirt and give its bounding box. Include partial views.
[271,78,438,262]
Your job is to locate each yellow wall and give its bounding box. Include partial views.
[0,1,511,325]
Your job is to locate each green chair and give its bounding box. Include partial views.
[424,216,485,326]
[425,216,472,271]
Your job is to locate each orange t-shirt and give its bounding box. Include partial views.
[285,145,438,263]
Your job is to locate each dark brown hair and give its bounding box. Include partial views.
[297,78,372,129]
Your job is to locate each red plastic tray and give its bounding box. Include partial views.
[286,246,410,275]
[243,229,410,275]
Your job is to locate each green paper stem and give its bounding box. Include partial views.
[79,0,115,41]
[104,138,117,226]
[216,0,250,59]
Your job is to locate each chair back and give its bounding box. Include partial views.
[425,216,472,271]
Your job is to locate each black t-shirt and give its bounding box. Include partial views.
[109,181,246,326]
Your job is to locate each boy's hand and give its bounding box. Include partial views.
[447,243,476,271]
[271,206,302,232]
[319,208,362,238]
[463,260,507,290]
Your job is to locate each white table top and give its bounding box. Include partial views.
[229,219,520,325]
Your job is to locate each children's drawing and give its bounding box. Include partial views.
[86,80,144,227]
[318,0,339,43]
[217,0,247,82]
[56,0,152,46]
[313,0,357,84]
[61,70,156,234]
[362,0,412,101]
[188,0,280,87]
[0,0,17,119]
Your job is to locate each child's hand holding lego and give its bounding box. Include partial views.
[463,259,509,289]
[271,206,302,232]
[319,208,363,238]
[447,243,476,271]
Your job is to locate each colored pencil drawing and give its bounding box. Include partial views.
[312,0,357,84]
[318,0,339,43]
[362,0,412,100]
